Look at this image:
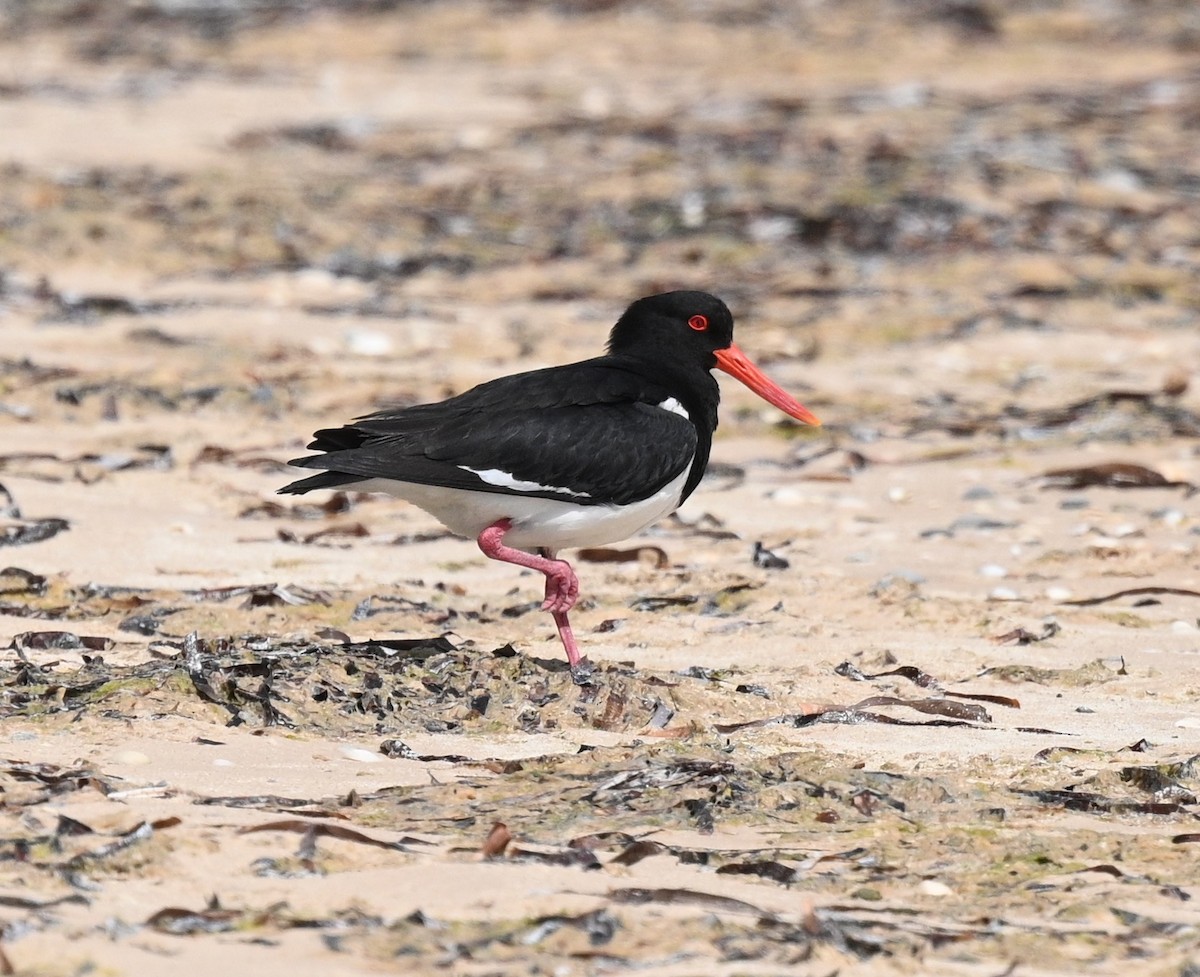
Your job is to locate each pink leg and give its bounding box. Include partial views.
[477,519,584,666]
[549,609,582,668]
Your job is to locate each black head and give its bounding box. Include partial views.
[607,289,821,426]
[606,290,734,368]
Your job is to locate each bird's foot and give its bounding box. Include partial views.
[540,563,580,614]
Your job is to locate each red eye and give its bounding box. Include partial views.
[688,314,709,331]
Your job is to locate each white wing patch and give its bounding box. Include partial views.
[459,466,591,498]
[657,397,689,420]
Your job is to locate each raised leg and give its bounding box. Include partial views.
[477,519,584,666]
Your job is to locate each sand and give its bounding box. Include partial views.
[1,2,1199,974]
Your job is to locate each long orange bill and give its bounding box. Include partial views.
[714,343,821,426]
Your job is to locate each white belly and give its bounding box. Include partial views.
[355,468,688,551]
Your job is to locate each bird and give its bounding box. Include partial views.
[280,290,820,668]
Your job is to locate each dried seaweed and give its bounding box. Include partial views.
[629,594,697,611]
[146,898,282,936]
[576,545,670,568]
[0,517,70,547]
[276,522,371,546]
[239,492,353,520]
[991,623,1061,645]
[1016,789,1187,816]
[65,818,178,870]
[0,484,20,519]
[1062,586,1200,607]
[715,858,799,885]
[836,661,940,687]
[9,630,114,652]
[194,794,326,810]
[0,567,48,595]
[752,541,790,570]
[181,631,294,727]
[849,695,991,723]
[1039,462,1196,494]
[581,759,738,805]
[184,583,331,607]
[660,511,740,540]
[608,839,668,866]
[118,606,182,635]
[192,445,291,473]
[0,445,171,483]
[239,820,410,851]
[608,886,776,920]
[508,846,602,869]
[0,893,87,911]
[811,664,1027,724]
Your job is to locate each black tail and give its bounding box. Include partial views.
[305,425,371,453]
[278,469,368,495]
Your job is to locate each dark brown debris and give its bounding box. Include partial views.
[481,822,512,858]
[9,630,114,652]
[991,622,1061,645]
[752,541,790,570]
[576,544,671,568]
[0,566,48,597]
[607,886,776,921]
[146,902,262,936]
[1038,461,1197,494]
[0,516,70,548]
[1062,586,1200,607]
[239,820,409,851]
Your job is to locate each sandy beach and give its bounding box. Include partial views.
[2,2,1199,973]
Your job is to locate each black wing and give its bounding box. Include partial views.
[280,360,698,507]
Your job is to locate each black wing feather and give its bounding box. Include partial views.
[281,360,699,506]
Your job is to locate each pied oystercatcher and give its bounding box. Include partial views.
[280,291,820,666]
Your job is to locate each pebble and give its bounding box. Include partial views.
[1045,586,1073,601]
[341,746,384,763]
[951,515,1017,532]
[978,564,1008,578]
[962,485,995,500]
[918,880,954,897]
[989,587,1021,601]
[1170,620,1197,634]
[1059,496,1091,510]
[887,486,910,503]
[344,329,394,357]
[769,487,807,505]
[213,758,235,767]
